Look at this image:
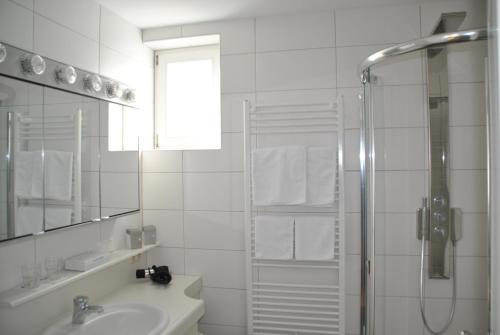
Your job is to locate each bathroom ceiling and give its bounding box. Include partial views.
[95,0,446,28]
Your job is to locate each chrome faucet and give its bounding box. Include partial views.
[72,295,103,324]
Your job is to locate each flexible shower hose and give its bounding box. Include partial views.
[419,237,457,335]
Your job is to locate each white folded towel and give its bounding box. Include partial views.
[45,207,73,229]
[254,216,294,259]
[44,150,73,201]
[306,145,337,206]
[252,146,307,206]
[295,216,335,260]
[14,151,37,199]
[15,206,43,236]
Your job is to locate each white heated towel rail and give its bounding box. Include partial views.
[244,99,345,334]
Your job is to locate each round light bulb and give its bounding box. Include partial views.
[84,74,103,93]
[0,43,6,63]
[123,88,136,102]
[21,54,46,75]
[105,82,123,99]
[56,65,77,85]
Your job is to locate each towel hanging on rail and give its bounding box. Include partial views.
[252,146,307,206]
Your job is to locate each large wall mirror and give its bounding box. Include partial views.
[0,75,140,242]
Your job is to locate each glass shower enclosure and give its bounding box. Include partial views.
[359,29,489,335]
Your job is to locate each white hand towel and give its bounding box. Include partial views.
[15,206,43,236]
[44,150,73,201]
[295,216,335,260]
[14,151,36,199]
[45,207,73,229]
[252,146,307,206]
[306,145,337,206]
[254,216,294,259]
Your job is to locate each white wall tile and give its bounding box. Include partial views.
[142,173,183,210]
[147,247,185,275]
[256,12,334,52]
[34,0,100,41]
[450,126,487,170]
[345,129,360,171]
[345,213,361,255]
[373,85,426,128]
[221,93,255,133]
[200,287,247,326]
[336,5,420,46]
[0,238,35,292]
[345,171,361,213]
[142,150,183,173]
[182,18,255,55]
[183,134,233,172]
[338,88,362,130]
[423,298,488,335]
[184,211,244,250]
[34,14,99,72]
[11,0,33,9]
[457,214,487,256]
[0,0,33,50]
[375,171,426,213]
[449,82,486,126]
[221,53,255,93]
[198,324,246,335]
[346,294,360,334]
[100,6,153,66]
[143,210,184,247]
[183,173,231,211]
[185,249,245,289]
[450,170,487,213]
[256,48,336,91]
[447,40,487,84]
[384,297,423,335]
[374,127,426,171]
[420,0,487,37]
[142,25,182,43]
[256,88,337,106]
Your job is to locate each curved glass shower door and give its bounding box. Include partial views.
[362,38,489,335]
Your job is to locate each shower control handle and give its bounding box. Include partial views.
[416,197,429,240]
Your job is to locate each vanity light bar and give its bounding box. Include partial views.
[0,41,136,106]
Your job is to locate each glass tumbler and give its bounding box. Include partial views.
[44,257,61,280]
[21,263,41,288]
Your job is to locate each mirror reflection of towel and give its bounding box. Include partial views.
[14,150,73,201]
[44,150,73,201]
[15,206,43,236]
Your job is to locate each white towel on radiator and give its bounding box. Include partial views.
[306,145,337,206]
[252,146,307,206]
[15,151,43,199]
[44,150,73,201]
[295,216,335,260]
[254,216,294,259]
[15,206,43,236]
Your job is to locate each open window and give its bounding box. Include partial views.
[154,41,221,150]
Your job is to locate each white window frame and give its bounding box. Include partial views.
[154,44,221,150]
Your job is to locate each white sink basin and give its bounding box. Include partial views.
[42,303,169,335]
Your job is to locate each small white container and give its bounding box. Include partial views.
[143,225,156,245]
[126,228,143,249]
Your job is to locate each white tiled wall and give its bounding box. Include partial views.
[0,0,153,293]
[142,1,486,334]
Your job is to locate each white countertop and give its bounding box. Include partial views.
[96,275,205,335]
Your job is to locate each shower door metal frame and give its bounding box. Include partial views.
[358,28,487,335]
